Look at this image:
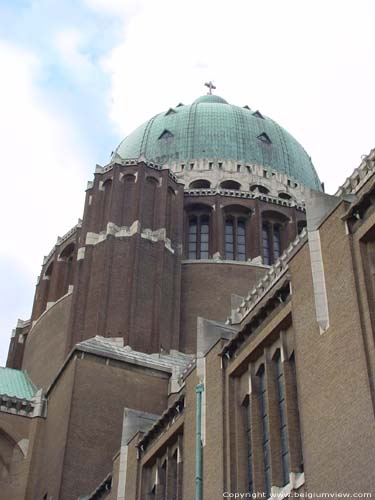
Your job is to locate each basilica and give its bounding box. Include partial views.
[1,89,374,499]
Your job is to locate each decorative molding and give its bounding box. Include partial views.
[226,228,306,326]
[336,148,375,197]
[84,221,175,254]
[43,220,81,265]
[184,188,306,212]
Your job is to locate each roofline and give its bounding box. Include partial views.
[46,341,179,396]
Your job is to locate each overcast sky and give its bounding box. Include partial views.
[0,0,374,365]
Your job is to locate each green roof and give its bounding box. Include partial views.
[0,367,36,399]
[114,95,321,191]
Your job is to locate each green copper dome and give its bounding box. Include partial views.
[114,95,321,190]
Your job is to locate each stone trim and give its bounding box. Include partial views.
[84,221,175,254]
[222,279,291,358]
[336,147,375,197]
[181,257,268,268]
[184,188,306,211]
[308,230,330,334]
[43,219,81,265]
[225,229,306,326]
[30,290,73,332]
[137,395,185,456]
[268,471,305,500]
[0,390,46,419]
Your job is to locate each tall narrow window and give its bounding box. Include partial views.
[262,216,286,265]
[225,219,234,259]
[225,217,247,261]
[159,461,166,500]
[244,399,253,495]
[259,365,271,497]
[275,351,290,485]
[170,450,178,500]
[262,224,271,265]
[187,214,210,259]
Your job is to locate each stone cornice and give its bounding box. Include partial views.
[184,188,306,211]
[0,391,46,418]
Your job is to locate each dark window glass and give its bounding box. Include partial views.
[225,220,234,259]
[188,218,198,259]
[245,400,253,494]
[200,216,209,259]
[237,220,246,261]
[276,351,290,486]
[262,224,270,265]
[259,365,271,497]
[187,214,210,259]
[273,225,281,261]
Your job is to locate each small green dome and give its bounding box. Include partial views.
[193,94,228,104]
[114,95,321,190]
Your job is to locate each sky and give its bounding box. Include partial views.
[0,0,374,365]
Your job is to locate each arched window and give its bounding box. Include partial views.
[220,180,241,190]
[166,187,176,240]
[250,184,269,195]
[223,205,250,261]
[274,350,290,486]
[225,217,246,261]
[122,173,136,226]
[279,192,292,201]
[189,179,211,189]
[59,242,75,296]
[258,365,271,497]
[186,204,212,260]
[188,215,209,259]
[101,178,112,229]
[159,460,167,500]
[170,450,178,500]
[143,176,158,230]
[261,211,289,265]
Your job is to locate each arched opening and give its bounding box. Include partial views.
[278,192,292,201]
[122,173,136,226]
[222,205,251,261]
[250,184,270,195]
[101,178,113,229]
[59,242,75,296]
[185,203,213,260]
[189,179,211,189]
[166,187,176,240]
[0,429,24,487]
[220,180,241,190]
[143,176,159,230]
[261,210,289,265]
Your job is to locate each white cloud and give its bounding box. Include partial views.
[103,0,375,194]
[55,28,97,85]
[0,42,88,276]
[0,41,92,364]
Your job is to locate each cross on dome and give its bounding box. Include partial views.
[204,81,216,95]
